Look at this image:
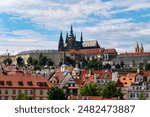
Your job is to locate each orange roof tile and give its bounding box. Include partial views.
[117,73,136,87]
[119,52,150,57]
[70,48,117,55]
[0,72,52,89]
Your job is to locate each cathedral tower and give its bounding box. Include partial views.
[58,31,64,51]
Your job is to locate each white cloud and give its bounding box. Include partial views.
[0,0,150,54]
[0,29,58,54]
[80,18,150,53]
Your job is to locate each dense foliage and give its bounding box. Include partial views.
[3,58,12,65]
[100,81,123,99]
[16,93,32,100]
[47,87,67,100]
[79,83,101,96]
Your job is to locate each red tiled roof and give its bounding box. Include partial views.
[118,52,150,57]
[103,49,117,54]
[91,70,112,79]
[143,71,150,77]
[0,72,52,88]
[68,96,120,100]
[70,48,117,55]
[53,72,66,82]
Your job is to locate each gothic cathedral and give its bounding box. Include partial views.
[58,25,100,51]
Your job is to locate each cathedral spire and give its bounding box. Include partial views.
[80,31,83,43]
[135,42,140,53]
[140,43,144,52]
[70,25,74,36]
[58,31,64,51]
[65,32,68,43]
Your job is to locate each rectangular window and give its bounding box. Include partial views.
[5,90,8,94]
[6,81,12,86]
[13,90,16,95]
[12,96,16,100]
[130,93,132,98]
[5,96,8,100]
[25,90,28,94]
[0,81,4,86]
[30,90,33,95]
[137,93,139,98]
[18,90,22,94]
[146,93,149,98]
[40,90,43,95]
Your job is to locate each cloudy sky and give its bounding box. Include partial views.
[0,0,150,55]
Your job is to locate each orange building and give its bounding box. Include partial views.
[117,73,136,99]
[0,71,52,100]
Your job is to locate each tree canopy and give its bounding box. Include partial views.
[100,81,123,99]
[27,57,33,65]
[145,63,150,71]
[47,87,67,100]
[79,83,101,96]
[16,93,32,100]
[87,59,103,70]
[3,58,12,65]
[16,57,24,66]
[138,92,146,100]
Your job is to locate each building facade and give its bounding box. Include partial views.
[0,70,52,100]
[115,43,150,68]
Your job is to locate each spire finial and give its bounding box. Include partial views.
[81,31,83,43]
[70,24,73,36]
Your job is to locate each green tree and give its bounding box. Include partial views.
[16,93,32,100]
[81,58,88,68]
[39,53,43,59]
[79,83,101,96]
[38,56,48,66]
[138,92,146,100]
[16,57,24,66]
[47,87,67,100]
[87,59,102,70]
[34,65,41,71]
[3,58,12,65]
[103,63,111,69]
[65,56,76,66]
[100,81,123,99]
[120,61,124,68]
[27,57,33,65]
[139,62,144,71]
[115,64,121,69]
[32,59,38,65]
[46,59,54,66]
[145,63,150,71]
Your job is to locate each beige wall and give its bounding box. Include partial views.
[0,55,16,65]
[0,88,49,100]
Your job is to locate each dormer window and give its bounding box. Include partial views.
[18,81,24,86]
[27,81,33,86]
[6,81,12,86]
[0,81,4,86]
[37,82,47,87]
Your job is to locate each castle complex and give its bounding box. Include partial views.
[58,25,100,51]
